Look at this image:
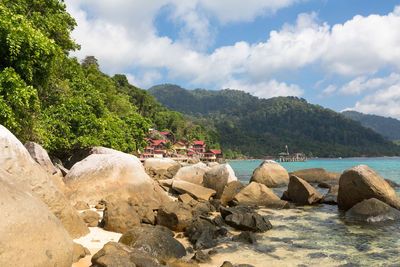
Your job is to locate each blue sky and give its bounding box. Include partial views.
[66,1,400,119]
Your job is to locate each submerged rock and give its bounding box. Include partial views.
[119,225,186,260]
[203,163,238,198]
[144,158,181,180]
[322,185,339,205]
[338,165,400,211]
[64,152,171,209]
[232,231,257,244]
[283,175,323,205]
[346,198,400,222]
[385,179,400,188]
[173,162,210,185]
[233,182,289,208]
[250,160,289,188]
[172,180,216,201]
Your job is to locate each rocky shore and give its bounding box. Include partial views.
[1,124,400,267]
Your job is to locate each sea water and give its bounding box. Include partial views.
[202,158,400,266]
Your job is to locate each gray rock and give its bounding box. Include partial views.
[346,198,400,222]
[119,225,186,260]
[250,160,289,188]
[220,207,272,232]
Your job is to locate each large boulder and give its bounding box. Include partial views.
[346,198,400,222]
[221,180,245,206]
[283,175,323,205]
[80,210,101,227]
[64,152,171,209]
[172,180,216,201]
[144,158,181,180]
[250,160,289,188]
[103,200,141,233]
[338,165,400,211]
[24,142,66,192]
[0,125,88,238]
[233,182,288,208]
[119,225,186,260]
[289,168,340,184]
[173,162,210,185]
[157,201,194,231]
[203,164,238,198]
[0,171,74,266]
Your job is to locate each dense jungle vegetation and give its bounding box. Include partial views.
[0,0,219,160]
[149,84,400,158]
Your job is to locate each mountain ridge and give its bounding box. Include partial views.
[149,84,400,158]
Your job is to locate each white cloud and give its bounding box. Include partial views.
[339,73,400,95]
[321,84,337,95]
[223,79,304,98]
[66,1,400,100]
[125,71,162,88]
[344,73,400,119]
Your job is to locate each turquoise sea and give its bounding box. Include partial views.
[205,158,400,266]
[227,157,400,184]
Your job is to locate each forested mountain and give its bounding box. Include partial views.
[149,84,400,158]
[342,111,400,141]
[0,1,218,161]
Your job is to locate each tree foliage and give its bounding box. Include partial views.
[149,84,400,158]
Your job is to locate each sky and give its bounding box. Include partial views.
[65,0,400,119]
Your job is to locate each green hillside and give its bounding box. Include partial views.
[149,84,400,158]
[342,111,400,141]
[0,1,218,160]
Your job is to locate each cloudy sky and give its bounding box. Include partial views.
[66,0,400,119]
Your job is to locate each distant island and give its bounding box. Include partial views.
[149,84,400,158]
[342,110,400,142]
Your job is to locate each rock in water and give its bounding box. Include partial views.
[346,198,400,222]
[119,225,186,260]
[284,175,323,205]
[144,158,181,180]
[290,168,339,184]
[0,170,74,266]
[157,201,194,231]
[173,162,210,185]
[233,182,289,208]
[64,153,171,209]
[24,142,66,192]
[250,160,289,188]
[203,163,238,198]
[172,180,216,201]
[0,124,88,238]
[338,165,400,211]
[322,185,339,205]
